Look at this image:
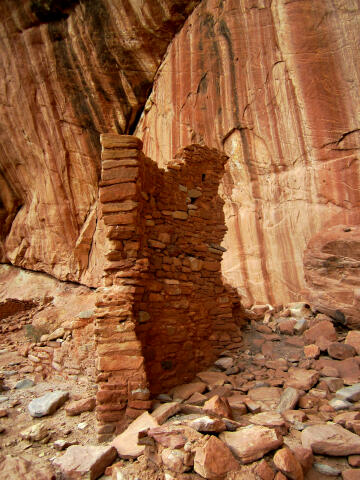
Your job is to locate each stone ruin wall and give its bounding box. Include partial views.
[95,134,244,438]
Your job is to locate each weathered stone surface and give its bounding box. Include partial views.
[285,369,319,391]
[220,425,283,464]
[0,0,200,286]
[273,447,303,480]
[304,321,337,345]
[171,382,207,401]
[53,445,117,480]
[20,422,49,442]
[277,388,300,413]
[0,455,55,480]
[28,391,69,417]
[302,423,360,456]
[346,332,360,355]
[111,412,158,458]
[194,436,240,479]
[203,395,232,419]
[328,343,356,360]
[137,0,360,308]
[304,225,360,329]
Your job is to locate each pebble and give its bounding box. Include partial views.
[313,463,341,476]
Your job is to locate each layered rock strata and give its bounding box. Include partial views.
[136,0,360,306]
[0,0,199,286]
[95,134,244,437]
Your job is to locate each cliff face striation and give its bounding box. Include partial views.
[136,0,360,307]
[0,0,199,286]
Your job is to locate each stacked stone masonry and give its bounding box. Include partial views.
[95,134,244,438]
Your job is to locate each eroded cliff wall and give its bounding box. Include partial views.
[0,0,199,286]
[136,0,360,306]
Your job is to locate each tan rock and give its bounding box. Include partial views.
[304,344,320,359]
[342,469,360,480]
[302,423,360,456]
[161,448,192,473]
[111,411,158,458]
[273,447,303,480]
[220,425,283,464]
[277,387,300,413]
[254,459,275,480]
[196,371,228,388]
[194,436,240,479]
[292,446,314,473]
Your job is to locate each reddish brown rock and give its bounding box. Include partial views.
[346,332,360,355]
[342,469,360,480]
[328,343,356,360]
[193,436,240,479]
[203,395,232,419]
[111,412,159,459]
[65,397,95,416]
[292,447,314,473]
[196,371,228,388]
[273,447,303,480]
[151,402,181,425]
[254,459,275,480]
[304,321,337,345]
[304,345,320,359]
[285,368,320,391]
[348,456,360,468]
[171,382,207,401]
[53,445,117,480]
[220,425,283,464]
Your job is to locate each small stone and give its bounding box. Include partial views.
[273,447,303,480]
[188,415,226,433]
[20,422,49,442]
[196,371,228,388]
[28,391,69,417]
[171,382,206,401]
[304,321,337,345]
[254,459,275,480]
[313,463,341,476]
[348,456,360,467]
[152,402,181,424]
[53,445,117,480]
[65,397,95,416]
[294,318,307,335]
[277,387,300,413]
[321,377,344,392]
[47,328,65,341]
[346,331,360,355]
[220,425,283,464]
[292,446,313,473]
[77,422,88,430]
[0,409,7,418]
[336,384,360,402]
[203,395,232,419]
[249,411,287,432]
[15,379,35,390]
[161,448,192,474]
[194,435,240,479]
[53,439,76,451]
[334,412,360,426]
[322,366,341,377]
[304,344,320,359]
[328,342,356,360]
[329,398,353,410]
[283,410,307,424]
[214,357,234,370]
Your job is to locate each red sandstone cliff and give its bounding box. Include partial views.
[1,0,360,317]
[136,0,360,307]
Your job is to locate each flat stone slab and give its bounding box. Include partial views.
[336,384,360,402]
[53,445,117,480]
[220,425,283,464]
[28,391,69,417]
[112,411,159,458]
[15,379,35,390]
[302,423,360,456]
[276,387,300,413]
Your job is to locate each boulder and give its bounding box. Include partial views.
[65,397,95,416]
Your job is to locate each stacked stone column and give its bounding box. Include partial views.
[95,134,150,440]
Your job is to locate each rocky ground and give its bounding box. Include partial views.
[2,303,360,479]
